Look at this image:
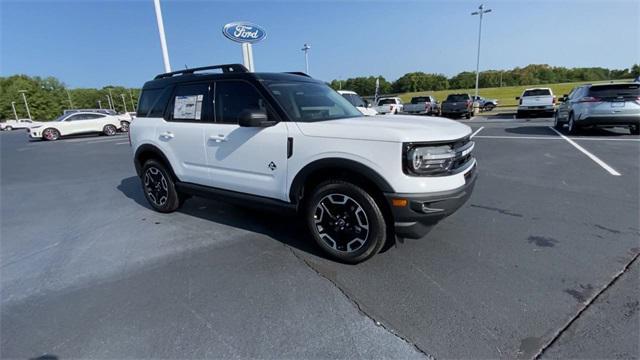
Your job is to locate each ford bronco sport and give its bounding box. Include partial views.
[130,64,477,263]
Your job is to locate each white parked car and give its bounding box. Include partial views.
[130,64,477,263]
[337,90,378,116]
[1,119,42,131]
[516,88,556,118]
[28,112,122,141]
[375,97,403,115]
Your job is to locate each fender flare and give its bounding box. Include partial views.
[133,144,177,179]
[288,158,394,203]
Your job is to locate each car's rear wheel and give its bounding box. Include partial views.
[630,125,640,135]
[554,111,564,130]
[305,180,386,263]
[483,104,495,111]
[120,121,130,132]
[4,126,13,131]
[103,124,117,136]
[465,112,472,119]
[567,113,579,135]
[141,159,181,213]
[42,128,60,141]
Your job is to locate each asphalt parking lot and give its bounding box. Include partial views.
[2,117,639,359]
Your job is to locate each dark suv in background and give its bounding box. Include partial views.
[555,82,640,134]
[441,94,473,119]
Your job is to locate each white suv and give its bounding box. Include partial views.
[130,64,477,263]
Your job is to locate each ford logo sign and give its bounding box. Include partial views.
[223,22,267,44]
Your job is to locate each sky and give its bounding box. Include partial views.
[1,0,638,89]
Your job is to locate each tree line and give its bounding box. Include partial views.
[0,75,140,121]
[329,64,640,96]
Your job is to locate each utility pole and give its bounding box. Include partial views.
[66,88,74,108]
[108,88,115,110]
[11,101,18,120]
[153,0,172,72]
[18,90,32,120]
[301,43,311,74]
[129,89,136,111]
[98,100,102,109]
[120,94,128,113]
[106,95,113,110]
[471,4,492,104]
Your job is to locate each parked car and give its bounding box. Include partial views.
[338,90,377,116]
[375,97,403,115]
[28,112,122,141]
[0,119,42,131]
[116,112,136,132]
[403,96,440,115]
[472,96,498,111]
[516,88,556,118]
[441,94,473,119]
[130,64,477,263]
[64,109,117,115]
[555,83,640,135]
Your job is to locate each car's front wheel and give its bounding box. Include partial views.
[630,125,640,135]
[4,126,13,131]
[554,111,563,130]
[567,113,579,135]
[305,180,387,263]
[103,124,117,136]
[42,128,60,141]
[120,121,130,132]
[141,160,181,213]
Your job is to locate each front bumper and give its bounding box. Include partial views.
[384,164,477,239]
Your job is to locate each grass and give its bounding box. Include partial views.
[396,79,633,107]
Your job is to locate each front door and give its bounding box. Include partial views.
[204,80,289,201]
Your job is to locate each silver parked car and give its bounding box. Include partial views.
[554,83,640,135]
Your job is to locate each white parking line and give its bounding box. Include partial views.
[549,127,621,176]
[85,138,127,144]
[473,135,640,142]
[470,126,484,138]
[115,142,129,145]
[62,135,125,143]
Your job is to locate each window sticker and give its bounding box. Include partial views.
[174,94,203,120]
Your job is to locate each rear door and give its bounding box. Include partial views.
[156,82,213,186]
[204,80,289,201]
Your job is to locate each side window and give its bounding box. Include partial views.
[137,89,161,117]
[215,81,268,124]
[149,87,173,118]
[168,83,210,122]
[84,114,105,120]
[66,114,84,121]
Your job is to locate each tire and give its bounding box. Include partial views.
[553,111,564,130]
[516,110,526,119]
[465,112,472,119]
[630,125,640,135]
[567,113,579,135]
[103,124,117,136]
[305,180,387,263]
[42,128,60,141]
[484,104,495,112]
[141,159,181,213]
[5,126,13,131]
[120,121,130,132]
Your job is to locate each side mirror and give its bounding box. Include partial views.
[238,109,274,127]
[515,96,520,100]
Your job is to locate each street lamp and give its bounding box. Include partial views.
[471,4,492,105]
[120,94,128,113]
[66,88,74,109]
[129,89,137,111]
[301,43,311,74]
[98,100,102,109]
[11,101,18,120]
[106,95,113,110]
[18,90,32,120]
[153,0,172,72]
[108,88,115,110]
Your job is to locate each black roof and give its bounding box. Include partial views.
[143,63,321,90]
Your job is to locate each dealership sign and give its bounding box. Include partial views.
[222,22,267,44]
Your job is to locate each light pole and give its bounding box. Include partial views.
[106,95,113,110]
[120,94,128,113]
[11,101,18,120]
[108,88,115,110]
[18,90,32,120]
[153,0,172,72]
[98,100,102,109]
[129,89,136,111]
[471,4,492,104]
[301,43,311,74]
[66,88,74,109]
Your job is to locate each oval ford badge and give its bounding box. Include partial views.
[223,22,267,44]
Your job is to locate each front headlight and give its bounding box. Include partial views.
[404,141,474,176]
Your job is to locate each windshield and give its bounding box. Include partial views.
[523,89,551,96]
[589,84,640,99]
[55,114,69,122]
[341,93,366,108]
[411,97,430,104]
[446,94,469,102]
[378,99,397,105]
[267,82,362,122]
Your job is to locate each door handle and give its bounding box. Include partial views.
[160,131,174,139]
[209,134,227,143]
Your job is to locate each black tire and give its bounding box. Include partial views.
[305,180,387,263]
[567,113,579,135]
[5,126,13,131]
[630,125,640,135]
[483,104,495,111]
[120,121,130,132]
[141,159,181,213]
[553,111,564,130]
[103,124,117,136]
[465,112,472,119]
[516,110,526,119]
[42,128,60,141]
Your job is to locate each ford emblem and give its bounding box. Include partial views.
[223,22,267,44]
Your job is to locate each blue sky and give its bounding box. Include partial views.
[1,0,638,88]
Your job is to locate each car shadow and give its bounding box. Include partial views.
[504,126,557,136]
[117,176,327,259]
[556,126,634,137]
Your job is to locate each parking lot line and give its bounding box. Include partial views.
[470,126,484,138]
[549,127,622,176]
[84,138,128,144]
[115,142,129,145]
[473,135,640,142]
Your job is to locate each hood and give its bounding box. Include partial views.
[295,115,471,143]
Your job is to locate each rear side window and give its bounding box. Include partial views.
[137,89,161,117]
[588,84,640,99]
[169,83,210,121]
[215,81,268,124]
[523,89,551,96]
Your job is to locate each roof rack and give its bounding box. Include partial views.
[284,72,312,78]
[154,64,248,79]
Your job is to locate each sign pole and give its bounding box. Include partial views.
[242,43,255,72]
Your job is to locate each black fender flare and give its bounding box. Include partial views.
[133,144,177,179]
[288,158,394,203]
